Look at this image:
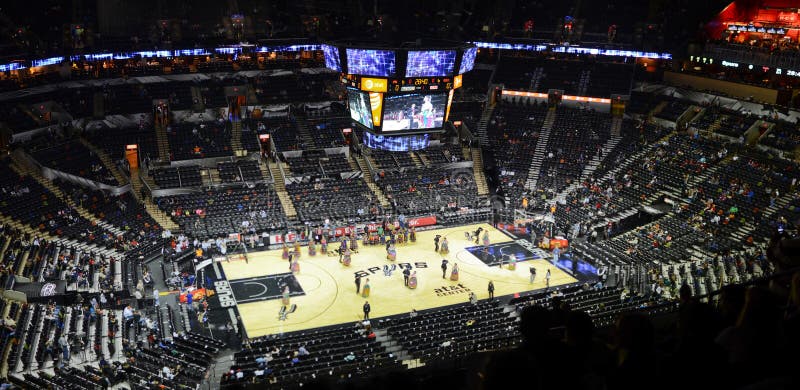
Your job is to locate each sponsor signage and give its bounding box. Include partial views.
[361,77,388,93]
[434,283,472,297]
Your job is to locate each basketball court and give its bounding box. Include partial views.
[217,223,580,338]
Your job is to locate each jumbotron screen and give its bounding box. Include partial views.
[322,44,341,72]
[459,47,477,74]
[346,48,396,77]
[381,93,447,131]
[348,89,374,129]
[406,50,456,77]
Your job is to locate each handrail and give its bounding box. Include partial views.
[277,157,288,184]
[362,150,377,178]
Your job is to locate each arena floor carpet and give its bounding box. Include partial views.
[220,223,579,338]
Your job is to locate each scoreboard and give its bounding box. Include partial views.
[391,76,461,92]
[329,41,475,137]
[343,74,463,93]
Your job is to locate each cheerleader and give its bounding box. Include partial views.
[281,243,289,260]
[409,227,416,243]
[482,230,490,247]
[349,232,358,251]
[403,228,409,245]
[397,228,405,245]
[291,257,300,273]
[281,286,290,307]
[342,247,352,266]
[294,240,301,258]
[320,236,328,254]
[408,271,418,289]
[440,237,450,255]
[450,262,459,281]
[361,278,371,298]
[308,242,316,256]
[386,243,397,261]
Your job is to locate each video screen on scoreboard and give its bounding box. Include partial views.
[362,132,430,151]
[406,50,456,77]
[382,93,447,131]
[348,89,374,129]
[346,48,396,77]
[459,47,477,74]
[322,44,341,72]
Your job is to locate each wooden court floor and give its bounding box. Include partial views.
[221,223,577,338]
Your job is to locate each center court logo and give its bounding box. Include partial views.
[355,262,427,278]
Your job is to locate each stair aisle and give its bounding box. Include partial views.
[352,154,390,208]
[231,121,244,155]
[471,148,489,196]
[155,123,171,161]
[267,160,298,219]
[476,104,496,146]
[525,107,557,190]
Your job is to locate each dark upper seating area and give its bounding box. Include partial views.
[31,140,120,185]
[691,106,758,139]
[104,84,158,115]
[252,70,336,103]
[251,116,302,152]
[486,100,549,203]
[318,153,353,176]
[368,149,416,171]
[538,107,612,193]
[152,165,202,188]
[584,62,634,97]
[419,143,464,165]
[492,56,542,91]
[654,99,691,122]
[493,57,633,97]
[285,153,324,177]
[239,123,262,153]
[446,99,484,132]
[85,126,159,168]
[167,121,232,160]
[306,116,349,149]
[0,105,41,132]
[218,159,264,183]
[626,91,660,115]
